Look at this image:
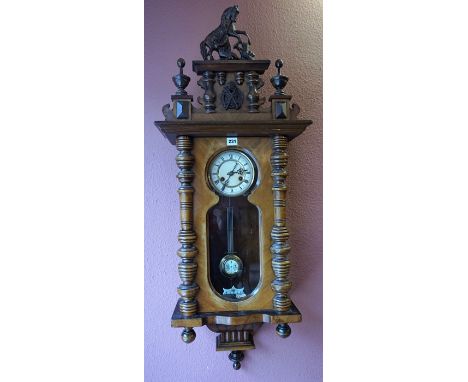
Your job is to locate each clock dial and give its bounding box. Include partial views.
[225,260,238,273]
[208,150,256,197]
[219,254,243,278]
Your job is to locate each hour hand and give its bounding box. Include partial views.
[227,163,239,176]
[228,168,244,176]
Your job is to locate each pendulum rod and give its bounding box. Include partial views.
[226,205,234,254]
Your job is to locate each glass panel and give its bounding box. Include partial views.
[207,196,260,301]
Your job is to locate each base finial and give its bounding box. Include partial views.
[228,350,244,370]
[181,327,196,343]
[275,323,291,338]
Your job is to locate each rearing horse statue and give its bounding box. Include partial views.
[200,5,254,60]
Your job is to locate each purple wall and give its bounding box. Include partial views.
[145,1,322,380]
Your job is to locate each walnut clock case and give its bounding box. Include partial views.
[154,5,313,370]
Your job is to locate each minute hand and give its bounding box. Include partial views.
[222,163,239,191]
[226,162,239,177]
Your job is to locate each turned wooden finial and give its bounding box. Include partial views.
[181,327,196,343]
[276,323,291,338]
[172,58,190,96]
[275,59,283,74]
[228,350,244,370]
[177,57,185,73]
[271,59,289,96]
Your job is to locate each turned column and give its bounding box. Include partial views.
[198,71,216,113]
[176,135,199,343]
[270,135,292,314]
[246,71,260,112]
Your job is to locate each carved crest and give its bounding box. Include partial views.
[221,81,243,110]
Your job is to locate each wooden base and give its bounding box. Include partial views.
[171,300,302,328]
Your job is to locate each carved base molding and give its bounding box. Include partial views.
[171,301,301,328]
[210,324,258,370]
[211,324,257,352]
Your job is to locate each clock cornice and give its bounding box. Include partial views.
[155,119,312,145]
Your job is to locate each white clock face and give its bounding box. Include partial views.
[224,259,239,275]
[208,150,256,197]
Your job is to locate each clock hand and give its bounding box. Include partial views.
[222,163,239,191]
[226,162,239,177]
[221,176,231,191]
[229,167,246,176]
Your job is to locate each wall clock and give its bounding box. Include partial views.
[154,5,313,370]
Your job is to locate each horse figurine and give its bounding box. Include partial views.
[233,41,255,60]
[200,5,254,60]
